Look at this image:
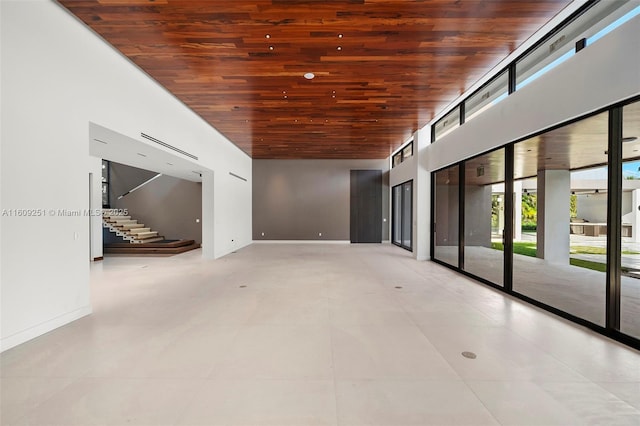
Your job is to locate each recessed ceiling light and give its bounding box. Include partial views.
[304,72,315,80]
[338,34,343,38]
[265,34,271,39]
[269,46,274,50]
[337,46,342,51]
[284,95,287,99]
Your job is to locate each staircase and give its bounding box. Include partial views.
[102,212,164,243]
[102,210,201,255]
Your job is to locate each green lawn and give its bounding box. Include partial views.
[491,241,537,257]
[570,245,640,255]
[569,258,607,272]
[489,241,630,273]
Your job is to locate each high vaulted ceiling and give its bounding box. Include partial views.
[58,0,570,159]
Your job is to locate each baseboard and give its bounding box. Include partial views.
[0,305,92,353]
[252,240,351,244]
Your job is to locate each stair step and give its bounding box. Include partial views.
[105,215,131,221]
[113,220,138,226]
[111,218,135,223]
[104,241,199,254]
[135,231,159,239]
[128,227,151,234]
[139,236,165,243]
[121,223,145,230]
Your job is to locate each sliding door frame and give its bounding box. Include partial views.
[392,179,413,252]
[430,95,640,350]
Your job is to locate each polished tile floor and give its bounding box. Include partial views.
[2,243,640,425]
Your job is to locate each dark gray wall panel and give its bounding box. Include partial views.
[253,159,389,241]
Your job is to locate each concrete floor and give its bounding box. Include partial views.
[1,243,639,425]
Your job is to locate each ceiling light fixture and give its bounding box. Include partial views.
[269,46,274,50]
[338,34,343,38]
[265,34,271,39]
[304,72,315,80]
[337,46,342,51]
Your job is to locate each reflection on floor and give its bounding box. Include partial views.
[435,239,640,336]
[1,244,639,425]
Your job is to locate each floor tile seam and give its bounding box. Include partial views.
[533,380,640,420]
[328,324,340,426]
[410,265,621,377]
[494,324,618,383]
[204,324,247,380]
[407,313,469,385]
[459,378,507,426]
[585,381,640,414]
[163,377,210,426]
[1,376,82,426]
[333,377,468,383]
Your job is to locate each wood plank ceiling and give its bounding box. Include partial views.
[58,0,570,159]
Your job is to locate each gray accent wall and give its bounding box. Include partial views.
[110,163,202,243]
[109,162,158,202]
[253,159,389,241]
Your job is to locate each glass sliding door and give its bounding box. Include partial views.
[434,166,459,267]
[621,100,640,339]
[463,149,505,286]
[512,111,609,326]
[402,181,412,250]
[392,185,402,246]
[392,180,412,251]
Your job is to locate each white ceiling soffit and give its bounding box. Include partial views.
[89,123,206,182]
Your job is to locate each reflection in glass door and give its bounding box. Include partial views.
[392,185,402,246]
[621,100,640,339]
[512,111,609,327]
[463,149,505,286]
[434,166,459,266]
[392,181,412,251]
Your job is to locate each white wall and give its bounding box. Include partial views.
[389,127,431,261]
[0,0,252,351]
[427,14,640,171]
